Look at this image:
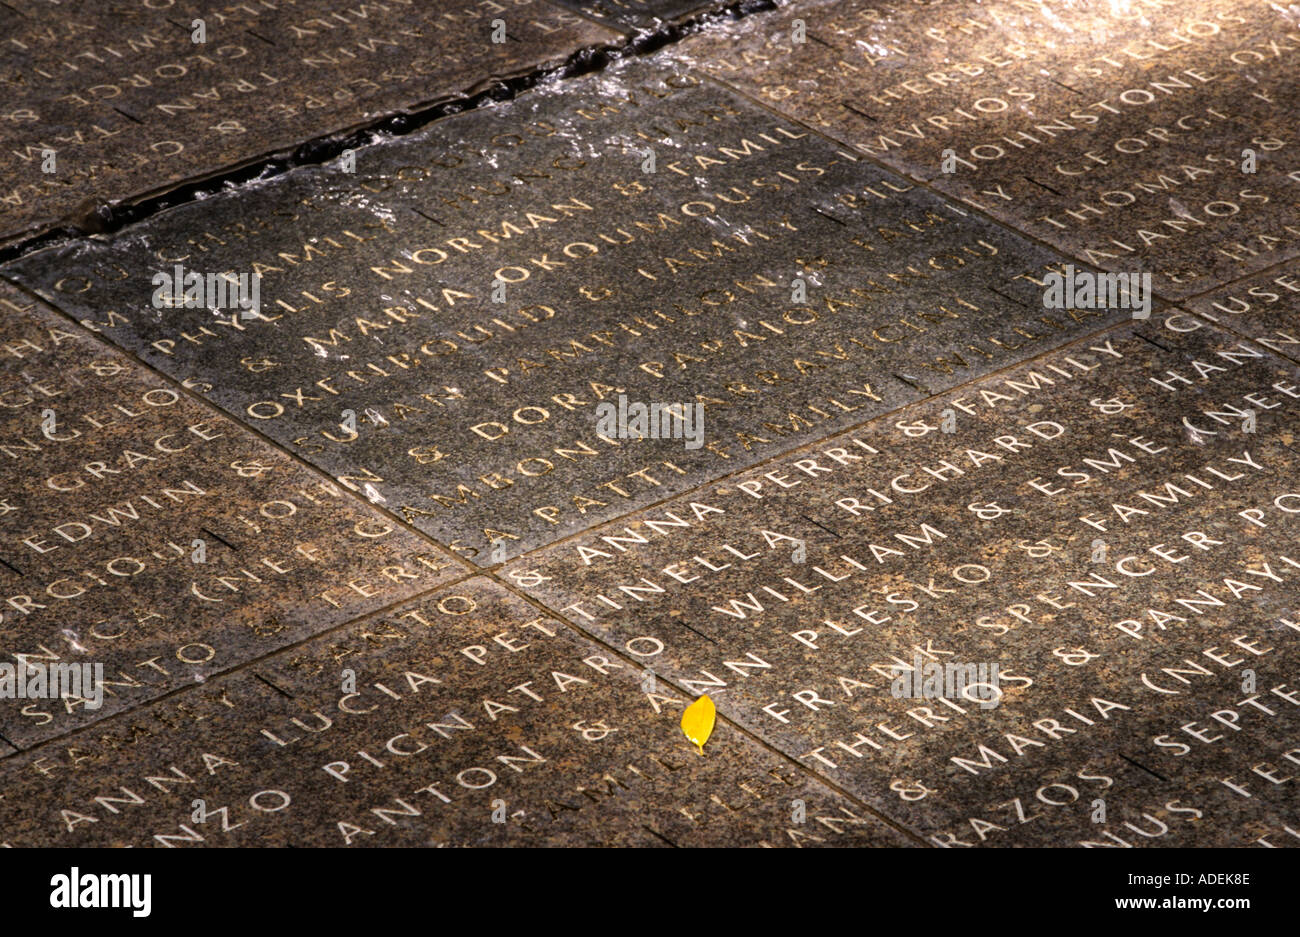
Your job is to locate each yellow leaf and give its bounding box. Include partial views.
[680,694,716,755]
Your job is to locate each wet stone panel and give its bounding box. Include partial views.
[0,283,464,747]
[0,0,616,244]
[674,0,1300,299]
[503,314,1300,846]
[0,578,912,847]
[2,60,1118,563]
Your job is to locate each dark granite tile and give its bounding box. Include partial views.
[0,577,912,846]
[502,317,1300,844]
[0,281,465,746]
[0,0,617,244]
[672,0,1300,299]
[2,58,1124,563]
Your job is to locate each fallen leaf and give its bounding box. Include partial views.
[681,694,716,755]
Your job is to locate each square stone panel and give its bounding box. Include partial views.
[502,315,1300,845]
[672,0,1300,299]
[0,0,617,245]
[2,59,1122,563]
[0,577,913,846]
[0,281,465,746]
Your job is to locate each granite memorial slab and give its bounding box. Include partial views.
[0,577,914,846]
[2,59,1127,564]
[501,314,1300,845]
[0,281,465,746]
[672,0,1300,300]
[0,0,617,245]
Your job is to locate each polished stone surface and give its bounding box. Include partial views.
[0,281,465,746]
[0,578,911,846]
[0,0,616,245]
[1,59,1122,563]
[503,314,1300,844]
[673,0,1300,299]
